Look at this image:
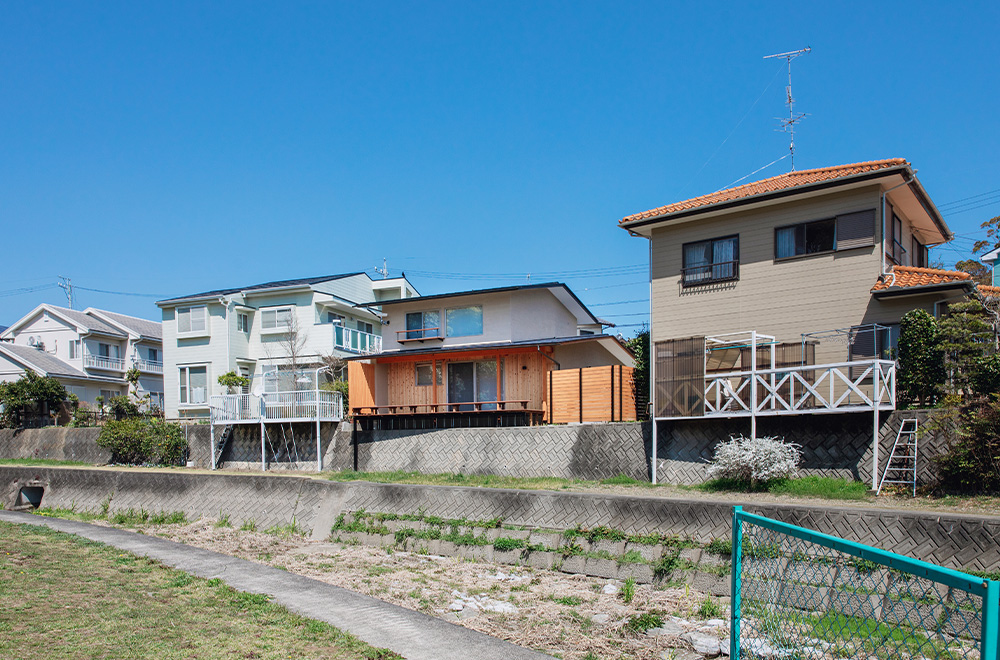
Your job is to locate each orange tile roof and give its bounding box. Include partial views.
[978,285,1000,298]
[871,266,972,292]
[620,158,909,225]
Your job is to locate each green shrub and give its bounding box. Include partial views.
[108,395,140,420]
[493,537,526,552]
[625,611,663,633]
[97,417,187,465]
[936,396,1000,493]
[621,577,636,604]
[706,538,732,556]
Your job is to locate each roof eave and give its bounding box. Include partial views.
[620,164,911,234]
[872,280,975,299]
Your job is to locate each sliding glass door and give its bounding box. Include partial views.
[447,360,503,411]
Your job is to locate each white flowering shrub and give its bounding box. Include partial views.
[706,435,801,485]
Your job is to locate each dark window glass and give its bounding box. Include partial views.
[681,236,738,285]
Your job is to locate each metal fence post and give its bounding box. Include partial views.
[984,578,999,660]
[731,505,742,660]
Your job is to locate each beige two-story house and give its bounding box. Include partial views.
[619,159,971,434]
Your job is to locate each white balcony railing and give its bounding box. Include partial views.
[657,358,896,420]
[209,390,344,424]
[84,354,126,371]
[135,358,164,374]
[334,325,382,355]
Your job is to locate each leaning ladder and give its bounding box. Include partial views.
[213,424,234,470]
[877,418,919,496]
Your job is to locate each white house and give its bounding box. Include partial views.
[155,272,419,419]
[0,304,164,409]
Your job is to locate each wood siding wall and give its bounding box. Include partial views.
[548,365,636,424]
[347,361,376,410]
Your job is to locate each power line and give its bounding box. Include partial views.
[581,280,649,291]
[589,298,649,307]
[937,188,1000,210]
[0,283,57,299]
[74,285,169,298]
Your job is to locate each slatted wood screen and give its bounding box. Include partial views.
[347,361,376,411]
[547,365,636,424]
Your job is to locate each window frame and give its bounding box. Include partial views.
[260,306,294,334]
[445,305,484,338]
[69,339,80,360]
[178,364,209,406]
[680,235,740,287]
[237,312,250,333]
[177,305,209,337]
[415,362,443,387]
[404,310,441,339]
[774,218,837,261]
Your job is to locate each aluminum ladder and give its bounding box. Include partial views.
[213,424,234,470]
[877,418,919,496]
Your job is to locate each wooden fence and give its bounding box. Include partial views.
[547,365,636,424]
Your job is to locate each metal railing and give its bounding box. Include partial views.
[334,325,382,354]
[397,326,443,341]
[84,354,125,371]
[134,358,164,374]
[209,390,343,424]
[681,259,740,286]
[731,507,998,660]
[704,358,896,417]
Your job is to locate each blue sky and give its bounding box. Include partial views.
[2,2,998,328]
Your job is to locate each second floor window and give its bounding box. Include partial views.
[682,236,739,286]
[237,313,250,332]
[98,343,120,359]
[177,306,207,334]
[69,340,80,359]
[912,237,928,268]
[357,321,374,334]
[405,310,440,339]
[147,348,159,362]
[776,209,876,260]
[446,305,483,337]
[261,307,293,331]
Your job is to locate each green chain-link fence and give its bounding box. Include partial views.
[731,507,999,659]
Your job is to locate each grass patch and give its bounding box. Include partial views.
[696,597,722,618]
[599,474,650,486]
[551,595,583,606]
[621,577,636,604]
[705,538,732,556]
[624,611,663,634]
[493,537,526,552]
[0,519,401,659]
[325,469,597,491]
[697,476,871,501]
[0,458,91,467]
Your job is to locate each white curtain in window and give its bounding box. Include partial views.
[684,243,712,281]
[776,227,797,259]
[713,238,735,279]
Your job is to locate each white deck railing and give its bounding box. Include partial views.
[209,390,343,424]
[334,325,382,354]
[134,358,164,374]
[84,354,125,371]
[699,359,896,417]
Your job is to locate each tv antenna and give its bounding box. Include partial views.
[374,258,390,279]
[58,276,74,309]
[763,47,810,170]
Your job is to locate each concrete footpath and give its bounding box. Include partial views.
[0,511,552,660]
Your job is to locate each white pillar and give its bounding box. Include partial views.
[210,419,216,470]
[872,360,881,491]
[316,380,322,472]
[651,419,658,485]
[750,331,758,439]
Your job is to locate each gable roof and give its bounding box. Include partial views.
[0,343,89,379]
[157,272,367,305]
[86,309,162,340]
[4,304,128,338]
[871,265,976,296]
[365,282,604,325]
[621,159,912,228]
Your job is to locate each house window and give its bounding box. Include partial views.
[326,312,344,325]
[356,321,374,335]
[885,207,906,264]
[776,209,876,259]
[405,310,440,339]
[179,365,208,404]
[69,340,80,359]
[415,363,443,386]
[261,307,293,331]
[912,237,928,268]
[237,313,250,332]
[148,392,164,410]
[682,235,739,285]
[99,389,119,403]
[446,306,483,337]
[177,306,207,334]
[98,343,120,359]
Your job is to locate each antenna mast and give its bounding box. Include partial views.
[763,47,810,170]
[374,258,389,280]
[57,276,74,309]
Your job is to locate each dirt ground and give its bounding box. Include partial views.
[112,517,729,660]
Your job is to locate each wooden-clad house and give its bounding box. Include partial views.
[346,283,636,428]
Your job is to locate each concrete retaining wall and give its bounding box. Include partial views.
[0,428,110,464]
[2,466,998,573]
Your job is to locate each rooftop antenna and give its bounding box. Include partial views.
[374,258,389,280]
[57,276,74,309]
[763,47,810,170]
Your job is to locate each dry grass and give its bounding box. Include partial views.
[99,516,727,660]
[0,520,400,660]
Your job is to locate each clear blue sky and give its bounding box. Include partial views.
[2,2,998,329]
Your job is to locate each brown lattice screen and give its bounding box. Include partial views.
[654,337,706,417]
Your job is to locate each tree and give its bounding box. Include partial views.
[896,309,945,407]
[938,298,995,397]
[955,259,991,286]
[971,214,1000,255]
[0,370,68,427]
[623,327,649,419]
[218,370,250,394]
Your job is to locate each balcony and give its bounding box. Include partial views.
[209,390,343,424]
[397,327,444,343]
[135,358,164,374]
[84,354,125,371]
[334,325,382,355]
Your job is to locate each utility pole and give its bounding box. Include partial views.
[764,47,811,170]
[374,258,389,280]
[57,276,74,309]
